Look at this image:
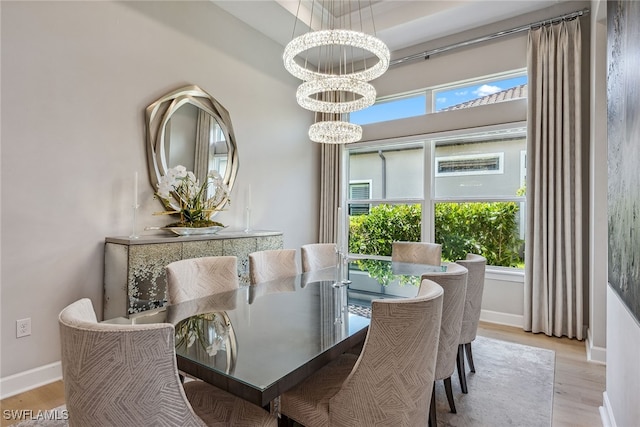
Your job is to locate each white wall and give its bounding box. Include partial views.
[588,0,608,364]
[481,273,525,327]
[0,0,316,394]
[603,287,640,427]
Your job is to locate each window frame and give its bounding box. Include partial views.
[343,121,526,269]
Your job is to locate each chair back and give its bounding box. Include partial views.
[392,241,442,265]
[59,298,205,427]
[301,243,337,272]
[421,262,468,381]
[166,256,238,305]
[456,253,487,344]
[249,249,297,285]
[329,280,443,426]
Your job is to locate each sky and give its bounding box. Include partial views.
[351,74,528,125]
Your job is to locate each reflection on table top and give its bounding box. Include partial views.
[104,259,445,407]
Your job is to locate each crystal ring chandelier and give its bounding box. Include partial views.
[296,77,376,113]
[283,1,390,144]
[309,121,362,144]
[283,29,390,83]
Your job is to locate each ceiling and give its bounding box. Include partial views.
[213,0,571,55]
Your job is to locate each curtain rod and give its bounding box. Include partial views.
[390,8,590,67]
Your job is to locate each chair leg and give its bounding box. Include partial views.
[278,415,294,427]
[444,377,456,414]
[465,342,475,373]
[429,382,437,427]
[456,344,468,394]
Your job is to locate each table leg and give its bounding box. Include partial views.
[270,395,281,418]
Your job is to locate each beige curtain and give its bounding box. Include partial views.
[318,143,341,243]
[317,92,342,243]
[194,110,211,184]
[524,18,583,339]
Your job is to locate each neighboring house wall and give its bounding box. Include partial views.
[349,148,423,200]
[435,138,526,198]
[349,138,525,200]
[0,0,315,395]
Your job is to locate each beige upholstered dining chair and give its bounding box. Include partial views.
[301,243,337,272]
[421,262,468,426]
[455,253,487,394]
[166,256,239,305]
[280,279,444,427]
[248,249,297,285]
[59,298,275,427]
[392,241,442,265]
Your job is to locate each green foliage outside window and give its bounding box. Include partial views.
[434,202,523,267]
[349,204,421,256]
[348,202,523,267]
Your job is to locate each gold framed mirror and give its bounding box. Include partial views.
[146,85,238,214]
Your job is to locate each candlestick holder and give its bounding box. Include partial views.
[333,249,351,287]
[129,204,140,239]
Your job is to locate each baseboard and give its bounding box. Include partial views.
[480,309,523,328]
[600,391,616,427]
[586,328,607,364]
[0,361,62,399]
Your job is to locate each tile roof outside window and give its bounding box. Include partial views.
[439,84,528,111]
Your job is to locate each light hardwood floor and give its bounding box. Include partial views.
[0,322,605,427]
[478,322,605,427]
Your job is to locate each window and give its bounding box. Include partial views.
[349,181,372,215]
[433,128,526,267]
[433,71,527,112]
[350,93,426,125]
[346,143,424,257]
[343,70,527,268]
[345,126,526,268]
[349,70,527,126]
[435,153,504,176]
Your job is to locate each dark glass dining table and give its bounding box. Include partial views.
[111,259,445,410]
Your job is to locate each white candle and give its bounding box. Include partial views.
[133,171,138,208]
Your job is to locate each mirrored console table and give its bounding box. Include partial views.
[103,230,283,319]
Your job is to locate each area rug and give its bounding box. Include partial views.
[434,335,555,426]
[12,336,554,427]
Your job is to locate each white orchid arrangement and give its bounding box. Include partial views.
[156,165,229,227]
[175,313,229,357]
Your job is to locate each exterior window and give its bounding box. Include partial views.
[347,143,424,257]
[433,72,527,112]
[349,70,527,126]
[343,69,527,269]
[344,127,526,268]
[349,182,371,215]
[433,129,526,267]
[435,153,504,176]
[350,93,426,125]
